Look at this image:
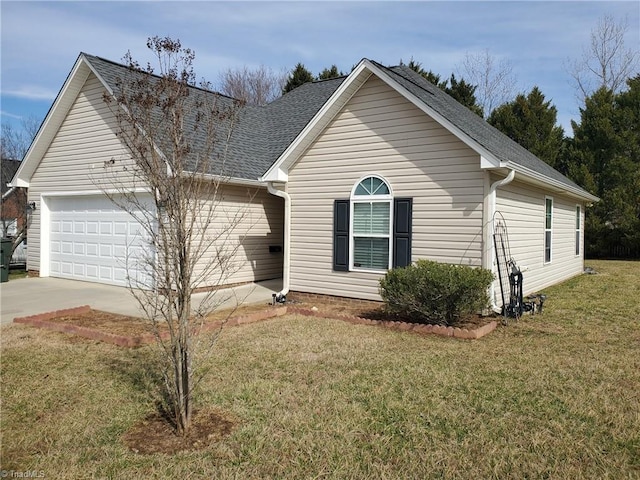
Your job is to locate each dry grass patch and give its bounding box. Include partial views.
[44,302,276,339]
[1,260,639,478]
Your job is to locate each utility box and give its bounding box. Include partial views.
[0,238,11,282]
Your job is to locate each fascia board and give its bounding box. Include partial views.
[260,59,373,183]
[182,172,266,188]
[506,162,600,202]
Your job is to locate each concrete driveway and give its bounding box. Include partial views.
[1,277,282,325]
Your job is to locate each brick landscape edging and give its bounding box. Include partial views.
[12,303,496,345]
[287,307,497,339]
[13,305,290,347]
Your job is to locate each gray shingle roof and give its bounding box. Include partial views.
[84,53,344,180]
[377,62,586,193]
[83,53,590,198]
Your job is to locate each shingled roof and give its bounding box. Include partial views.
[16,53,595,202]
[83,54,344,180]
[376,62,587,194]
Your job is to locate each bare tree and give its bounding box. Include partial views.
[1,116,39,255]
[97,37,254,435]
[568,14,639,100]
[457,49,517,118]
[1,115,41,160]
[218,64,286,106]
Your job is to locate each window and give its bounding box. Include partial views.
[333,178,412,273]
[351,176,392,271]
[575,205,581,256]
[544,197,553,263]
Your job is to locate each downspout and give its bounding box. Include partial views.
[488,169,515,313]
[267,182,290,302]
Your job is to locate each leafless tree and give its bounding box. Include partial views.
[567,14,639,100]
[457,49,517,118]
[97,37,255,435]
[1,116,39,255]
[218,64,287,106]
[1,115,41,161]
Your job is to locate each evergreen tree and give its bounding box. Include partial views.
[488,86,564,168]
[402,59,483,115]
[403,58,445,87]
[318,65,344,80]
[566,78,640,257]
[444,74,484,117]
[283,63,314,93]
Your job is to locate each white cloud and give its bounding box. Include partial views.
[3,86,58,101]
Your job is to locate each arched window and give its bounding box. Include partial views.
[350,175,393,271]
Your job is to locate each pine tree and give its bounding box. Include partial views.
[318,65,344,80]
[488,87,564,168]
[283,63,314,93]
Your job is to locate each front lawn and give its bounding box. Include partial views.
[1,260,639,478]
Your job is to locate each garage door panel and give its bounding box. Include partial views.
[49,195,153,287]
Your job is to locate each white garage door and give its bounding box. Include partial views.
[49,195,152,287]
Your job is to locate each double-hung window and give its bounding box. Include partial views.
[351,176,392,271]
[544,197,553,263]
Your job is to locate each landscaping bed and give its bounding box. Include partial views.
[14,300,498,346]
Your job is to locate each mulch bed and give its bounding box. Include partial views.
[122,408,237,455]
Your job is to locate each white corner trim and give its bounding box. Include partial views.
[39,195,51,277]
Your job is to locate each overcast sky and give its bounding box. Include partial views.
[1,1,638,139]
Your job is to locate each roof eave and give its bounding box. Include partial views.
[504,162,599,202]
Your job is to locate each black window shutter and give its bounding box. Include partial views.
[333,199,349,271]
[393,198,412,268]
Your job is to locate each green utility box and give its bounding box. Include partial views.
[0,238,11,282]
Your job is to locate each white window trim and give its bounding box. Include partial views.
[575,204,581,257]
[544,196,553,264]
[349,174,393,273]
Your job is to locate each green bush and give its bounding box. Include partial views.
[379,260,494,326]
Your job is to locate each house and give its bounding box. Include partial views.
[11,53,598,308]
[1,158,28,264]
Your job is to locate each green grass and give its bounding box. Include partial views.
[1,260,639,478]
[7,268,27,280]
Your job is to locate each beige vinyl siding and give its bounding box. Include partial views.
[193,186,284,286]
[28,73,138,273]
[494,177,585,301]
[28,72,284,285]
[288,76,485,301]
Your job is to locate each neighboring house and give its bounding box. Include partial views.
[2,158,28,264]
[11,53,598,307]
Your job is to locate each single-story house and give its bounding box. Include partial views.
[11,53,598,308]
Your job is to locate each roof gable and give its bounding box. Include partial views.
[14,53,597,202]
[15,53,345,186]
[262,59,598,202]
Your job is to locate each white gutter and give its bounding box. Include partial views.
[266,182,290,301]
[488,169,515,313]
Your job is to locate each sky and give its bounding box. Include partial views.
[1,1,639,141]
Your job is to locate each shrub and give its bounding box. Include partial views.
[379,260,494,326]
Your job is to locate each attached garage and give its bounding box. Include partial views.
[47,195,152,287]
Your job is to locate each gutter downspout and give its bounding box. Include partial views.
[267,182,290,302]
[488,169,515,313]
